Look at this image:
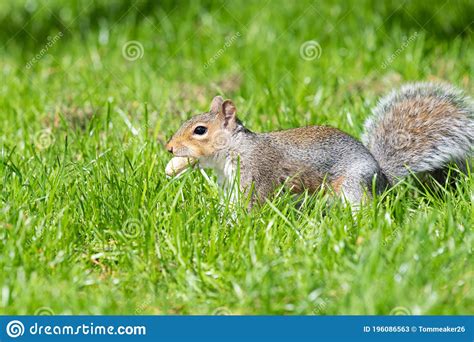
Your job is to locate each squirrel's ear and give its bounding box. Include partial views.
[209,96,224,114]
[221,100,237,128]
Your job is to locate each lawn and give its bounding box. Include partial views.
[0,0,473,315]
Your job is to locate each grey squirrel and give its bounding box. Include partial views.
[165,82,473,206]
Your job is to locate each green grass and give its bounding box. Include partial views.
[0,0,473,315]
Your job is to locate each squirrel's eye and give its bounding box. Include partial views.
[193,126,208,135]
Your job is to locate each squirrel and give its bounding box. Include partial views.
[165,82,473,206]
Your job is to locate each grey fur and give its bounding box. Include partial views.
[362,82,473,183]
[168,83,473,207]
[207,125,388,206]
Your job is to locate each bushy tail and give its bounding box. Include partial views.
[362,82,474,183]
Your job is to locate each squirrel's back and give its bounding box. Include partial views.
[362,82,474,183]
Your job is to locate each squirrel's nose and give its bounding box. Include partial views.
[166,145,173,154]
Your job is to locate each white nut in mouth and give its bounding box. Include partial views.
[165,157,196,177]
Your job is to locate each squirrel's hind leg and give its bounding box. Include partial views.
[337,177,369,209]
[332,165,388,210]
